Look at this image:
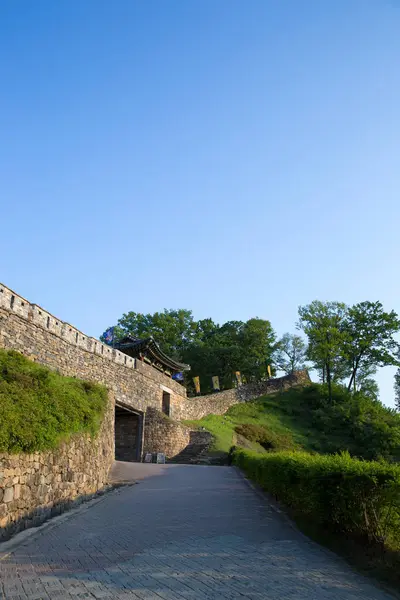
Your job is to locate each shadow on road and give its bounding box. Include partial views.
[0,465,396,599]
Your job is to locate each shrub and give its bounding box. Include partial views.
[233,448,400,547]
[234,423,265,443]
[0,349,108,453]
[234,423,296,451]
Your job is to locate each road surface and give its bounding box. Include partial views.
[0,463,396,599]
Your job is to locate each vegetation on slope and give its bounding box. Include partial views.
[0,349,108,453]
[184,383,400,462]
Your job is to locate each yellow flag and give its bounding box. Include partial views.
[212,376,220,391]
[267,364,272,378]
[235,371,242,386]
[193,376,201,394]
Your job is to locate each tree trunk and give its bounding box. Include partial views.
[348,354,362,393]
[348,370,356,392]
[326,362,332,403]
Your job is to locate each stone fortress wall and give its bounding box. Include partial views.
[0,282,192,539]
[0,282,309,539]
[0,283,309,426]
[0,284,188,416]
[177,370,311,421]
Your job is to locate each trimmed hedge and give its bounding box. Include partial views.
[233,448,400,547]
[0,349,108,453]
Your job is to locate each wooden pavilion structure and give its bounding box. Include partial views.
[115,336,190,378]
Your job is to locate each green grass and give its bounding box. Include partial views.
[184,393,303,457]
[0,349,108,453]
[184,383,400,462]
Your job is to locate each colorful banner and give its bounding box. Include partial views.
[267,364,272,378]
[235,371,242,386]
[212,376,220,391]
[193,376,201,394]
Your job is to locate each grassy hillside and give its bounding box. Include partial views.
[0,349,108,453]
[184,383,400,462]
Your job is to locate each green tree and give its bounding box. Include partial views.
[239,318,277,382]
[358,377,380,401]
[182,319,242,393]
[115,308,197,359]
[274,333,307,375]
[193,318,221,344]
[394,368,400,411]
[298,301,349,402]
[102,309,277,395]
[182,318,277,393]
[342,301,400,393]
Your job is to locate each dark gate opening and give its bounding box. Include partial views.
[162,391,171,416]
[115,405,140,462]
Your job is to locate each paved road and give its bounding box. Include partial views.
[0,464,396,599]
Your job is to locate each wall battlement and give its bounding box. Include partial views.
[0,283,135,371]
[0,283,186,398]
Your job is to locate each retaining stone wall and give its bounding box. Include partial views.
[0,396,114,541]
[143,408,191,458]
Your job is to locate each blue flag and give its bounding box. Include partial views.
[103,327,115,344]
[172,372,184,382]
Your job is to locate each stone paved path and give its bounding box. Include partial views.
[0,464,396,599]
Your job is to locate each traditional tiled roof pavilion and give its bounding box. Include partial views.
[115,336,190,378]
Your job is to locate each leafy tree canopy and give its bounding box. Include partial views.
[274,333,307,375]
[102,310,276,394]
[298,300,400,403]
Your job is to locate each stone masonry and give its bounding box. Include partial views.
[143,408,191,457]
[0,282,192,540]
[0,282,309,426]
[0,398,114,541]
[0,285,188,419]
[174,370,311,421]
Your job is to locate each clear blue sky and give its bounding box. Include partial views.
[1,1,400,405]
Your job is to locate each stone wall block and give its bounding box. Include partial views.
[0,517,8,528]
[3,487,14,503]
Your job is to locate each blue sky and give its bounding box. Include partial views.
[1,1,400,405]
